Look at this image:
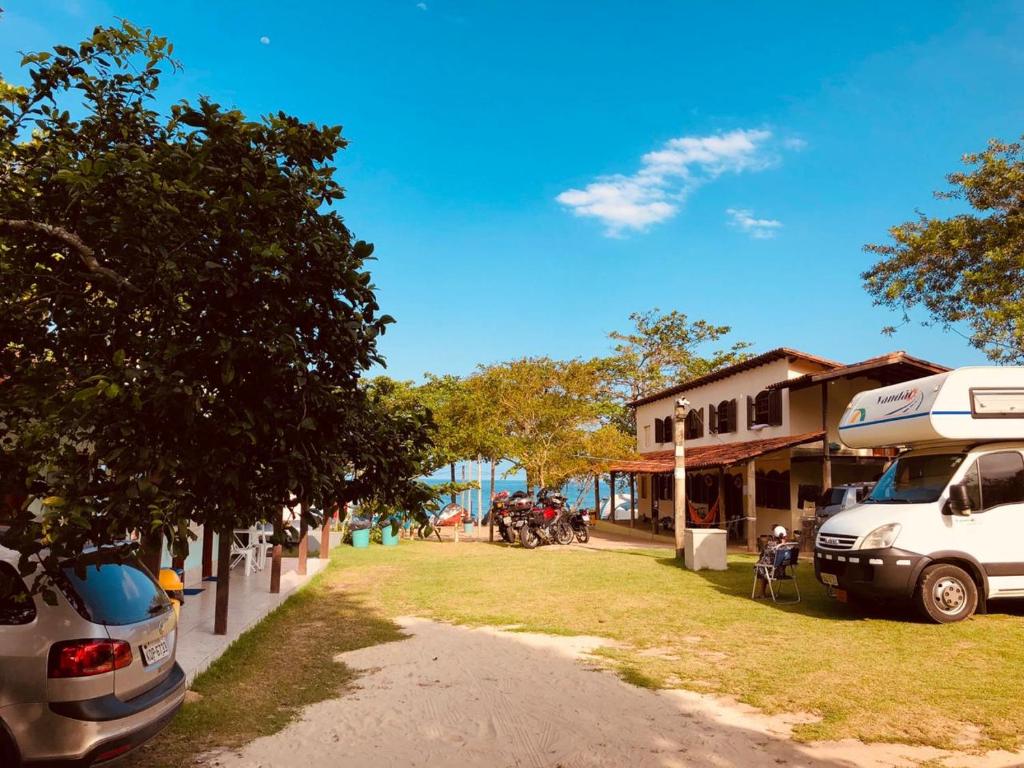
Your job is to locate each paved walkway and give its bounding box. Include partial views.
[175,556,327,683]
[206,617,1024,768]
[580,524,674,551]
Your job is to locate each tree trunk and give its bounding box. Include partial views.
[140,530,163,576]
[214,528,231,635]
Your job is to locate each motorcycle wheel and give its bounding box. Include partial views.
[520,525,540,549]
[555,522,573,545]
[500,526,515,544]
[574,525,590,544]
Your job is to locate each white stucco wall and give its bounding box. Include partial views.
[634,356,831,453]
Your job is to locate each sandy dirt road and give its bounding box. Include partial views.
[208,617,1024,768]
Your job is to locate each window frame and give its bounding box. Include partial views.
[0,562,37,626]
[684,407,704,440]
[716,399,737,434]
[962,450,1024,513]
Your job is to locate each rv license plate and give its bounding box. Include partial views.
[141,636,170,666]
[821,572,839,587]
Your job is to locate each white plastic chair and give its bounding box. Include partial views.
[230,529,257,574]
[253,525,273,571]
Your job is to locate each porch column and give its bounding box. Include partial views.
[297,500,309,576]
[609,471,617,525]
[201,524,214,579]
[629,473,636,529]
[214,526,231,635]
[320,504,335,561]
[744,459,757,552]
[270,514,283,594]
[717,467,727,530]
[593,474,601,523]
[821,382,832,491]
[672,399,688,560]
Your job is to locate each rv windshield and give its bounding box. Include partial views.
[866,454,966,504]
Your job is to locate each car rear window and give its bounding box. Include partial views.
[59,552,172,626]
[818,489,846,507]
[0,562,36,625]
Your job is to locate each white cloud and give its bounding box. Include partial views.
[259,36,271,45]
[556,128,776,237]
[783,136,807,151]
[726,208,782,240]
[416,2,428,9]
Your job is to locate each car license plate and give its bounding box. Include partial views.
[141,636,170,666]
[821,572,839,587]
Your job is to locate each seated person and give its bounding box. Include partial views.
[754,524,790,598]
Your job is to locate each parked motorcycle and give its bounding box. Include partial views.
[490,491,519,543]
[567,507,591,543]
[520,490,573,549]
[505,491,534,544]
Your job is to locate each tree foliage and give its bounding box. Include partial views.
[863,136,1024,363]
[477,358,631,488]
[0,22,431,579]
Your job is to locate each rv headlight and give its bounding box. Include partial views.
[858,523,901,550]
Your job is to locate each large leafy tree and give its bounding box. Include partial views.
[480,357,630,489]
[0,22,430,578]
[598,309,753,430]
[863,136,1024,363]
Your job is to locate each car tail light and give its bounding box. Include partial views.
[48,639,133,678]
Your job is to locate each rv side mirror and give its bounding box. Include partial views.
[949,483,973,515]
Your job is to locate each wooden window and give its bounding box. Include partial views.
[643,425,651,447]
[717,399,737,433]
[768,389,782,425]
[685,407,704,440]
[750,390,783,427]
[755,470,791,509]
[708,403,719,434]
[654,418,664,444]
[655,474,674,501]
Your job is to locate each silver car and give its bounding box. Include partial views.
[0,543,185,766]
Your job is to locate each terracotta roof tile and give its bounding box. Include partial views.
[767,351,949,391]
[607,431,826,473]
[628,348,841,408]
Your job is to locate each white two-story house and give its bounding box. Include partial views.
[606,348,948,549]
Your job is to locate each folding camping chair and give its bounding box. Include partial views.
[751,542,801,604]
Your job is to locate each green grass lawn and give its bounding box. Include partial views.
[334,539,1024,752]
[131,536,1024,764]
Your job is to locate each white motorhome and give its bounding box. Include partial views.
[815,367,1024,622]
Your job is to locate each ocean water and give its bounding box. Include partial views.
[423,476,619,518]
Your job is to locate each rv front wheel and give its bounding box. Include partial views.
[916,564,978,623]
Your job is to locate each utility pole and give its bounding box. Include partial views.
[673,398,690,560]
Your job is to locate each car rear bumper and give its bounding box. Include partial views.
[7,663,185,766]
[814,547,925,599]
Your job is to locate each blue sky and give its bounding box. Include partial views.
[3,1,1023,381]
